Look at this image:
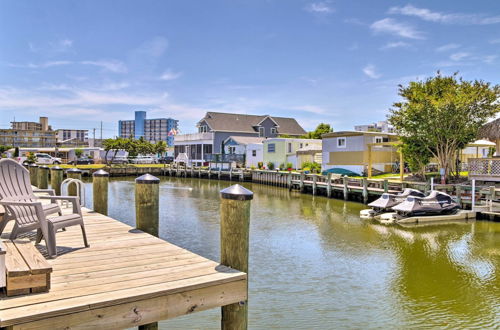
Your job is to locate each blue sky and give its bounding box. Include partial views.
[1,1,499,137]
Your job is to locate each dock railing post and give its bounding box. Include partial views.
[29,164,38,187]
[327,173,332,198]
[343,176,348,200]
[50,166,64,195]
[66,168,82,196]
[383,179,388,193]
[456,185,462,207]
[135,173,160,330]
[37,165,49,189]
[362,178,368,204]
[312,175,317,195]
[299,172,305,192]
[93,169,109,215]
[471,179,476,210]
[220,184,252,330]
[430,177,434,191]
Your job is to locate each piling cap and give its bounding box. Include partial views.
[220,184,253,201]
[39,165,49,169]
[66,168,82,173]
[93,169,109,177]
[51,166,63,171]
[136,173,160,184]
[29,164,38,168]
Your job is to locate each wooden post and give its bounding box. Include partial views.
[312,175,317,195]
[287,172,293,190]
[367,145,372,179]
[471,179,476,210]
[218,167,222,180]
[299,172,305,192]
[324,173,331,198]
[383,179,388,193]
[399,150,404,182]
[456,185,462,207]
[362,178,368,204]
[489,186,496,211]
[229,167,233,181]
[50,166,64,195]
[66,168,82,196]
[93,169,109,215]
[135,173,160,330]
[29,164,38,187]
[343,176,348,200]
[37,165,49,189]
[208,167,211,179]
[220,184,252,330]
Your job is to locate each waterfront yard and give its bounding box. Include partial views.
[81,176,500,329]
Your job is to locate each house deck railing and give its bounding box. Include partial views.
[468,158,500,178]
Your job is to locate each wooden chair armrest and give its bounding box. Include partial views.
[33,189,56,196]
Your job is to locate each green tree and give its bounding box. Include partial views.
[0,145,12,155]
[389,73,500,181]
[303,123,333,139]
[103,137,128,165]
[154,140,167,156]
[74,148,84,158]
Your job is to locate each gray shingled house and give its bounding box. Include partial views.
[174,112,307,166]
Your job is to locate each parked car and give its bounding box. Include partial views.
[130,156,157,164]
[110,156,129,164]
[158,156,174,164]
[69,158,95,165]
[17,153,62,165]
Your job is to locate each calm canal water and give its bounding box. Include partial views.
[83,177,500,329]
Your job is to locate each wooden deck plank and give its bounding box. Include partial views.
[3,241,30,277]
[0,208,246,328]
[11,241,52,275]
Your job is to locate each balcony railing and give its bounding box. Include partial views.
[174,132,214,142]
[205,154,245,163]
[468,158,500,180]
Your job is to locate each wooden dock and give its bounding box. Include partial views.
[0,208,247,329]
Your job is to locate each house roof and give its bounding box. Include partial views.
[224,136,265,145]
[478,118,500,141]
[322,131,399,138]
[198,112,307,135]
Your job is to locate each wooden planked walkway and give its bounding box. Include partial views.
[0,208,247,329]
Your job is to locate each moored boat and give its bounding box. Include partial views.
[360,188,425,219]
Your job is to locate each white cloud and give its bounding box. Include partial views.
[370,18,424,39]
[450,52,470,61]
[8,61,73,69]
[135,37,168,57]
[80,60,127,73]
[380,41,411,50]
[363,64,381,79]
[289,105,328,115]
[490,39,500,44]
[389,4,500,25]
[435,43,460,52]
[160,69,182,81]
[305,2,334,14]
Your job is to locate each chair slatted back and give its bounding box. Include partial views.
[0,159,34,200]
[2,200,40,228]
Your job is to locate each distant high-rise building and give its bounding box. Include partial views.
[118,111,178,146]
[56,129,89,146]
[354,121,394,133]
[1,116,56,147]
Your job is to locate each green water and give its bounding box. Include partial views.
[83,177,500,329]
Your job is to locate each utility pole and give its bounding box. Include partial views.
[93,128,96,147]
[100,121,103,141]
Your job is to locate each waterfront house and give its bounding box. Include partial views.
[245,143,264,168]
[263,138,322,169]
[174,112,306,166]
[223,136,265,167]
[322,131,399,175]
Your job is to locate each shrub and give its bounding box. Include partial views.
[257,162,263,169]
[279,163,285,170]
[267,161,275,170]
[26,152,37,164]
[302,161,321,173]
[286,162,293,170]
[250,165,256,170]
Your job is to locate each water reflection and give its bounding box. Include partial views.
[82,177,499,329]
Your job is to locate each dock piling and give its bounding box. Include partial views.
[93,169,109,215]
[37,165,49,189]
[220,184,252,330]
[327,173,332,197]
[343,176,348,200]
[383,179,388,193]
[299,172,305,192]
[362,178,368,204]
[135,173,160,330]
[50,166,64,195]
[312,175,317,195]
[29,164,38,187]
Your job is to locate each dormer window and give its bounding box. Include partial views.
[259,127,265,137]
[271,127,277,135]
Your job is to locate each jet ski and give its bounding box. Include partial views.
[360,188,425,218]
[392,190,460,217]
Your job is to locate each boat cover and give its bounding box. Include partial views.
[392,190,460,217]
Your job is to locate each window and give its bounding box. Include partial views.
[300,143,303,148]
[259,127,265,137]
[252,150,257,157]
[374,136,383,144]
[288,143,292,153]
[267,143,275,153]
[271,127,277,135]
[337,137,346,148]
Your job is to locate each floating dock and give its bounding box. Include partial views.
[377,210,477,225]
[0,208,246,329]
